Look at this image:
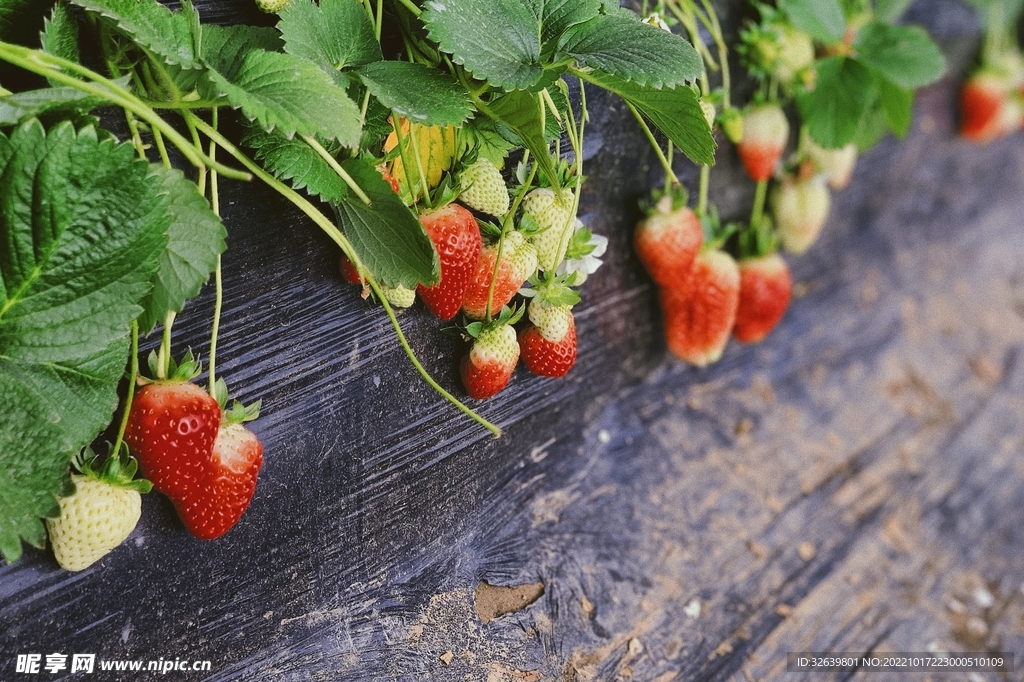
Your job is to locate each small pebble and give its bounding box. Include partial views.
[598,430,610,444]
[973,586,994,609]
[684,598,701,619]
[797,542,816,561]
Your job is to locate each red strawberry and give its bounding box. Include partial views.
[417,203,482,320]
[461,231,537,319]
[124,380,220,500]
[377,163,401,194]
[737,104,789,182]
[461,322,519,399]
[519,301,577,377]
[734,253,793,344]
[960,70,1022,142]
[634,194,703,288]
[339,255,364,285]
[660,250,740,366]
[174,423,263,540]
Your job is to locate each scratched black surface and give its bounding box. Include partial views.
[3,1,1024,681]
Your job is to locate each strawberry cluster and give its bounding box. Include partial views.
[339,122,606,401]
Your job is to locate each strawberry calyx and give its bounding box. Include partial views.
[520,272,582,307]
[72,443,153,495]
[465,304,525,340]
[738,214,781,260]
[141,349,201,385]
[213,378,262,426]
[699,205,741,252]
[640,184,690,217]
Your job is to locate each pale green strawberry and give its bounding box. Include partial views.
[383,285,416,309]
[505,230,539,282]
[459,159,510,217]
[772,176,831,255]
[47,475,141,572]
[699,99,716,129]
[523,188,575,272]
[256,0,291,12]
[528,298,573,343]
[807,141,858,190]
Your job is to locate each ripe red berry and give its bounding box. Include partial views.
[660,250,740,366]
[734,253,793,344]
[417,203,482,320]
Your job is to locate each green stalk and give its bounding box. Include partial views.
[207,111,223,395]
[392,119,428,209]
[626,101,679,186]
[0,42,248,181]
[157,311,176,380]
[405,122,433,210]
[302,135,373,206]
[189,115,501,437]
[698,164,710,217]
[750,179,768,230]
[394,0,422,17]
[484,227,507,322]
[111,321,139,457]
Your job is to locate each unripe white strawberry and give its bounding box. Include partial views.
[528,298,573,343]
[807,141,858,190]
[523,188,575,272]
[737,104,789,182]
[459,158,510,217]
[505,231,539,282]
[382,285,416,309]
[774,24,815,84]
[772,176,831,255]
[699,99,716,129]
[47,475,142,571]
[255,0,291,13]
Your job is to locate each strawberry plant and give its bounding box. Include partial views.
[0,0,716,565]
[959,0,1024,142]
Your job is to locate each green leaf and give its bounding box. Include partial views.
[853,22,946,89]
[202,41,362,146]
[557,13,702,89]
[137,167,226,334]
[355,61,474,127]
[458,116,516,168]
[878,75,913,138]
[873,0,914,22]
[797,57,876,148]
[777,0,845,43]
[0,121,169,562]
[0,121,167,361]
[577,68,715,166]
[486,90,556,184]
[243,125,349,203]
[0,87,105,126]
[71,0,199,68]
[41,2,80,85]
[331,158,438,289]
[422,0,601,91]
[279,0,381,74]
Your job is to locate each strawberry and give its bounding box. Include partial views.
[634,191,703,288]
[734,253,792,344]
[807,141,858,191]
[255,0,291,13]
[417,203,482,320]
[772,176,831,255]
[377,163,401,194]
[175,423,263,540]
[519,299,577,378]
[46,447,151,572]
[523,188,575,272]
[339,255,364,285]
[461,320,520,399]
[960,70,1022,142]
[459,158,510,217]
[382,285,416,309]
[124,359,220,500]
[462,231,537,319]
[773,24,815,85]
[736,104,789,182]
[660,250,740,366]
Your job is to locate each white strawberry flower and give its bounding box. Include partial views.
[557,220,608,285]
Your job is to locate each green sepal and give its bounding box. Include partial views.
[699,205,741,250]
[641,184,690,216]
[738,214,780,259]
[212,377,261,424]
[73,443,153,494]
[564,225,596,260]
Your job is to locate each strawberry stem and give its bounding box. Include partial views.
[484,227,507,322]
[188,115,501,437]
[208,110,223,395]
[750,178,769,231]
[111,321,139,458]
[303,135,373,206]
[0,42,249,181]
[405,122,434,210]
[626,101,679,186]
